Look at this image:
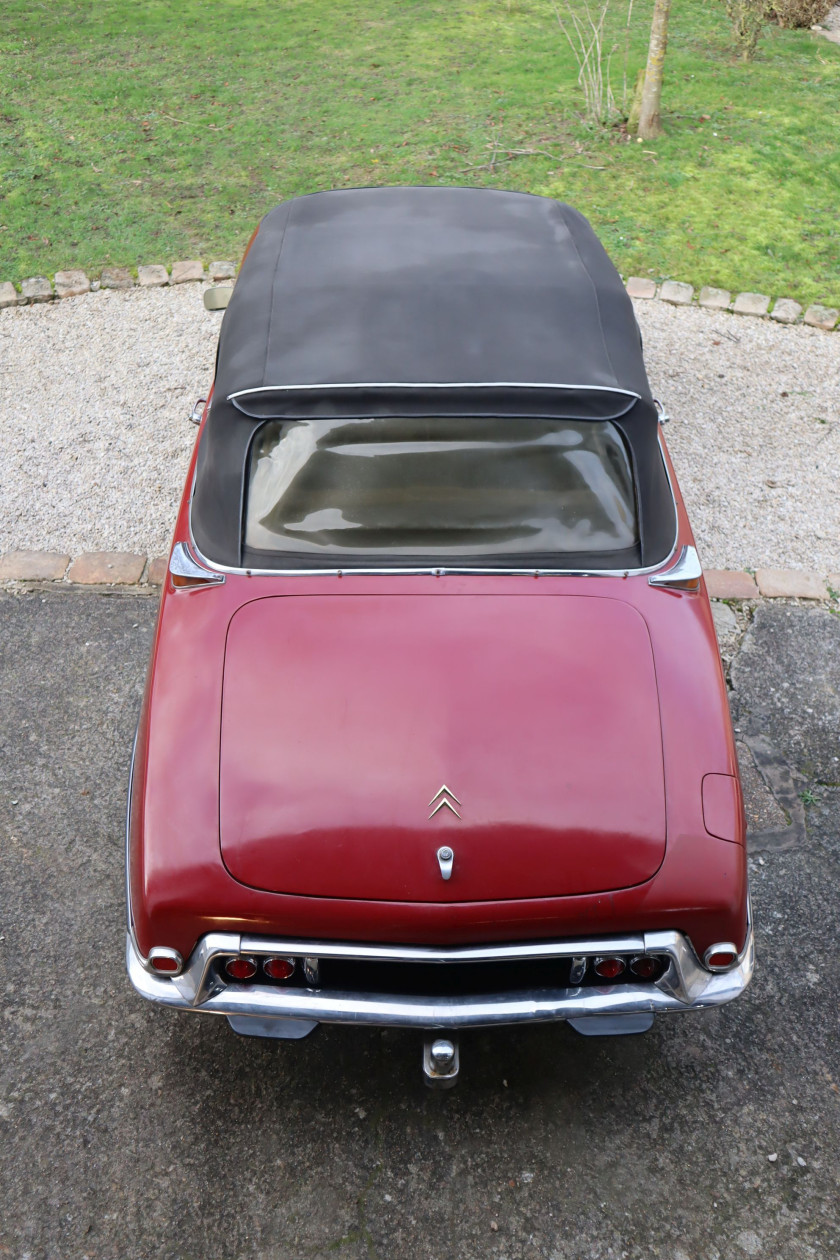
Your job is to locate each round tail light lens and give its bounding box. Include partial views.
[593,956,626,979]
[263,957,296,981]
[225,956,258,981]
[630,955,658,979]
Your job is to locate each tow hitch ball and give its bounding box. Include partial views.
[422,1035,460,1089]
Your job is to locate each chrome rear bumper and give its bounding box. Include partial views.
[126,919,754,1030]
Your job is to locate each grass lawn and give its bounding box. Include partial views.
[1,0,838,304]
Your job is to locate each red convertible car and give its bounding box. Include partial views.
[127,186,753,1086]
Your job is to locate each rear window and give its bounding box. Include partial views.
[244,415,638,560]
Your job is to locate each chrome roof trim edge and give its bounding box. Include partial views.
[229,382,643,401]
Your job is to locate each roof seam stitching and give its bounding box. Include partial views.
[262,203,292,388]
[558,203,621,388]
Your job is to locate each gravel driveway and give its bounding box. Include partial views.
[1,287,838,571]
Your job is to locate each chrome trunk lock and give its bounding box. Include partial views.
[436,846,454,880]
[422,1035,460,1089]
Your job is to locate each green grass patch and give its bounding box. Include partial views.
[1,0,838,303]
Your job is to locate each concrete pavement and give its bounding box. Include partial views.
[0,588,839,1259]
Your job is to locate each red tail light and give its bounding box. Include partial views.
[225,956,258,980]
[151,956,179,973]
[148,947,183,975]
[263,957,296,980]
[629,955,658,979]
[593,956,626,979]
[704,944,738,972]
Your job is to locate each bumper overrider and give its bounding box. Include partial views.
[127,916,754,1031]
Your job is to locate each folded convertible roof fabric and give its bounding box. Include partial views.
[192,188,675,569]
[214,186,652,416]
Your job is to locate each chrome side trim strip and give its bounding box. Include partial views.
[125,725,139,946]
[126,911,754,1029]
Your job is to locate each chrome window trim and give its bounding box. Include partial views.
[126,897,754,1027]
[648,544,702,590]
[168,541,226,586]
[186,433,680,580]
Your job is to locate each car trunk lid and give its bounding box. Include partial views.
[219,593,666,901]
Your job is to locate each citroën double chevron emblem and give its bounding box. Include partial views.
[428,785,461,819]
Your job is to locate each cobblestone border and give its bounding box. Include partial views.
[0,552,168,586]
[0,261,236,310]
[0,262,838,331]
[0,552,838,600]
[625,276,838,331]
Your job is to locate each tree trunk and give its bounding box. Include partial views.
[627,67,646,133]
[637,0,671,140]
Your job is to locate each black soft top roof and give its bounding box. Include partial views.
[192,187,675,569]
